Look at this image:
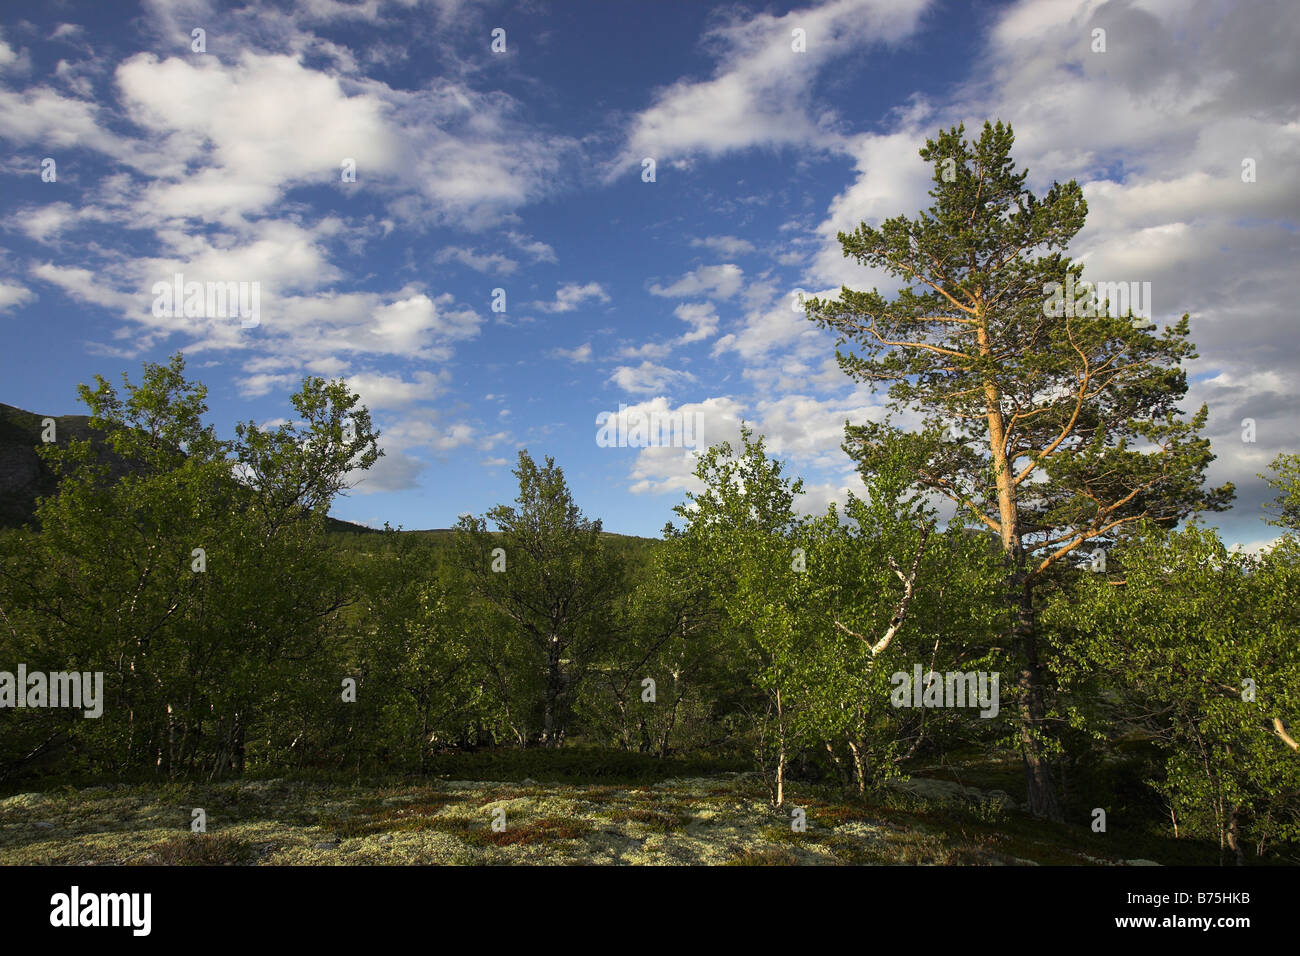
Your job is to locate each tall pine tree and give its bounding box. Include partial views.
[805,121,1233,819]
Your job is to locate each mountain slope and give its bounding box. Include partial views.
[0,403,135,530]
[0,403,655,541]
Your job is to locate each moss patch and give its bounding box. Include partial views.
[140,833,258,866]
[0,772,1201,866]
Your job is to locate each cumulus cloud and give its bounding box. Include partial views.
[618,341,673,361]
[608,361,696,396]
[343,369,450,409]
[690,235,755,257]
[534,281,610,313]
[614,0,931,172]
[650,263,744,300]
[114,51,401,223]
[352,446,427,493]
[711,283,837,365]
[673,302,719,344]
[615,392,888,511]
[0,280,35,312]
[622,396,748,496]
[433,246,518,274]
[507,231,558,263]
[550,342,593,363]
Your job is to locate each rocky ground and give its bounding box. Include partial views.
[0,772,1167,865]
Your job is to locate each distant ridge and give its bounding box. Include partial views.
[0,403,134,530]
[0,401,372,534]
[0,404,652,541]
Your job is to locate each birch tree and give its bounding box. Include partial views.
[454,450,622,747]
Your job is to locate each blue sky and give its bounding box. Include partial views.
[0,0,1296,548]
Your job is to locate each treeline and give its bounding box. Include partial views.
[0,355,1297,862]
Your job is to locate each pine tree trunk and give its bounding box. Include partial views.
[1013,572,1062,821]
[979,318,1061,821]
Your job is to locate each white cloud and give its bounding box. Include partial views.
[235,371,299,398]
[374,412,481,459]
[0,84,124,156]
[433,423,475,449]
[614,0,930,172]
[0,280,35,312]
[609,361,695,396]
[673,302,719,344]
[0,40,575,233]
[344,369,450,409]
[354,446,427,493]
[650,264,743,300]
[550,342,593,363]
[617,392,887,514]
[50,24,86,41]
[690,235,755,257]
[622,396,748,496]
[753,391,884,467]
[53,59,95,98]
[28,263,142,320]
[115,51,400,223]
[807,128,937,288]
[711,284,837,363]
[796,473,871,517]
[507,231,558,263]
[618,341,673,361]
[434,246,518,274]
[534,281,610,313]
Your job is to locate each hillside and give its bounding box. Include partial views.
[0,402,377,534]
[0,403,657,543]
[0,403,135,530]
